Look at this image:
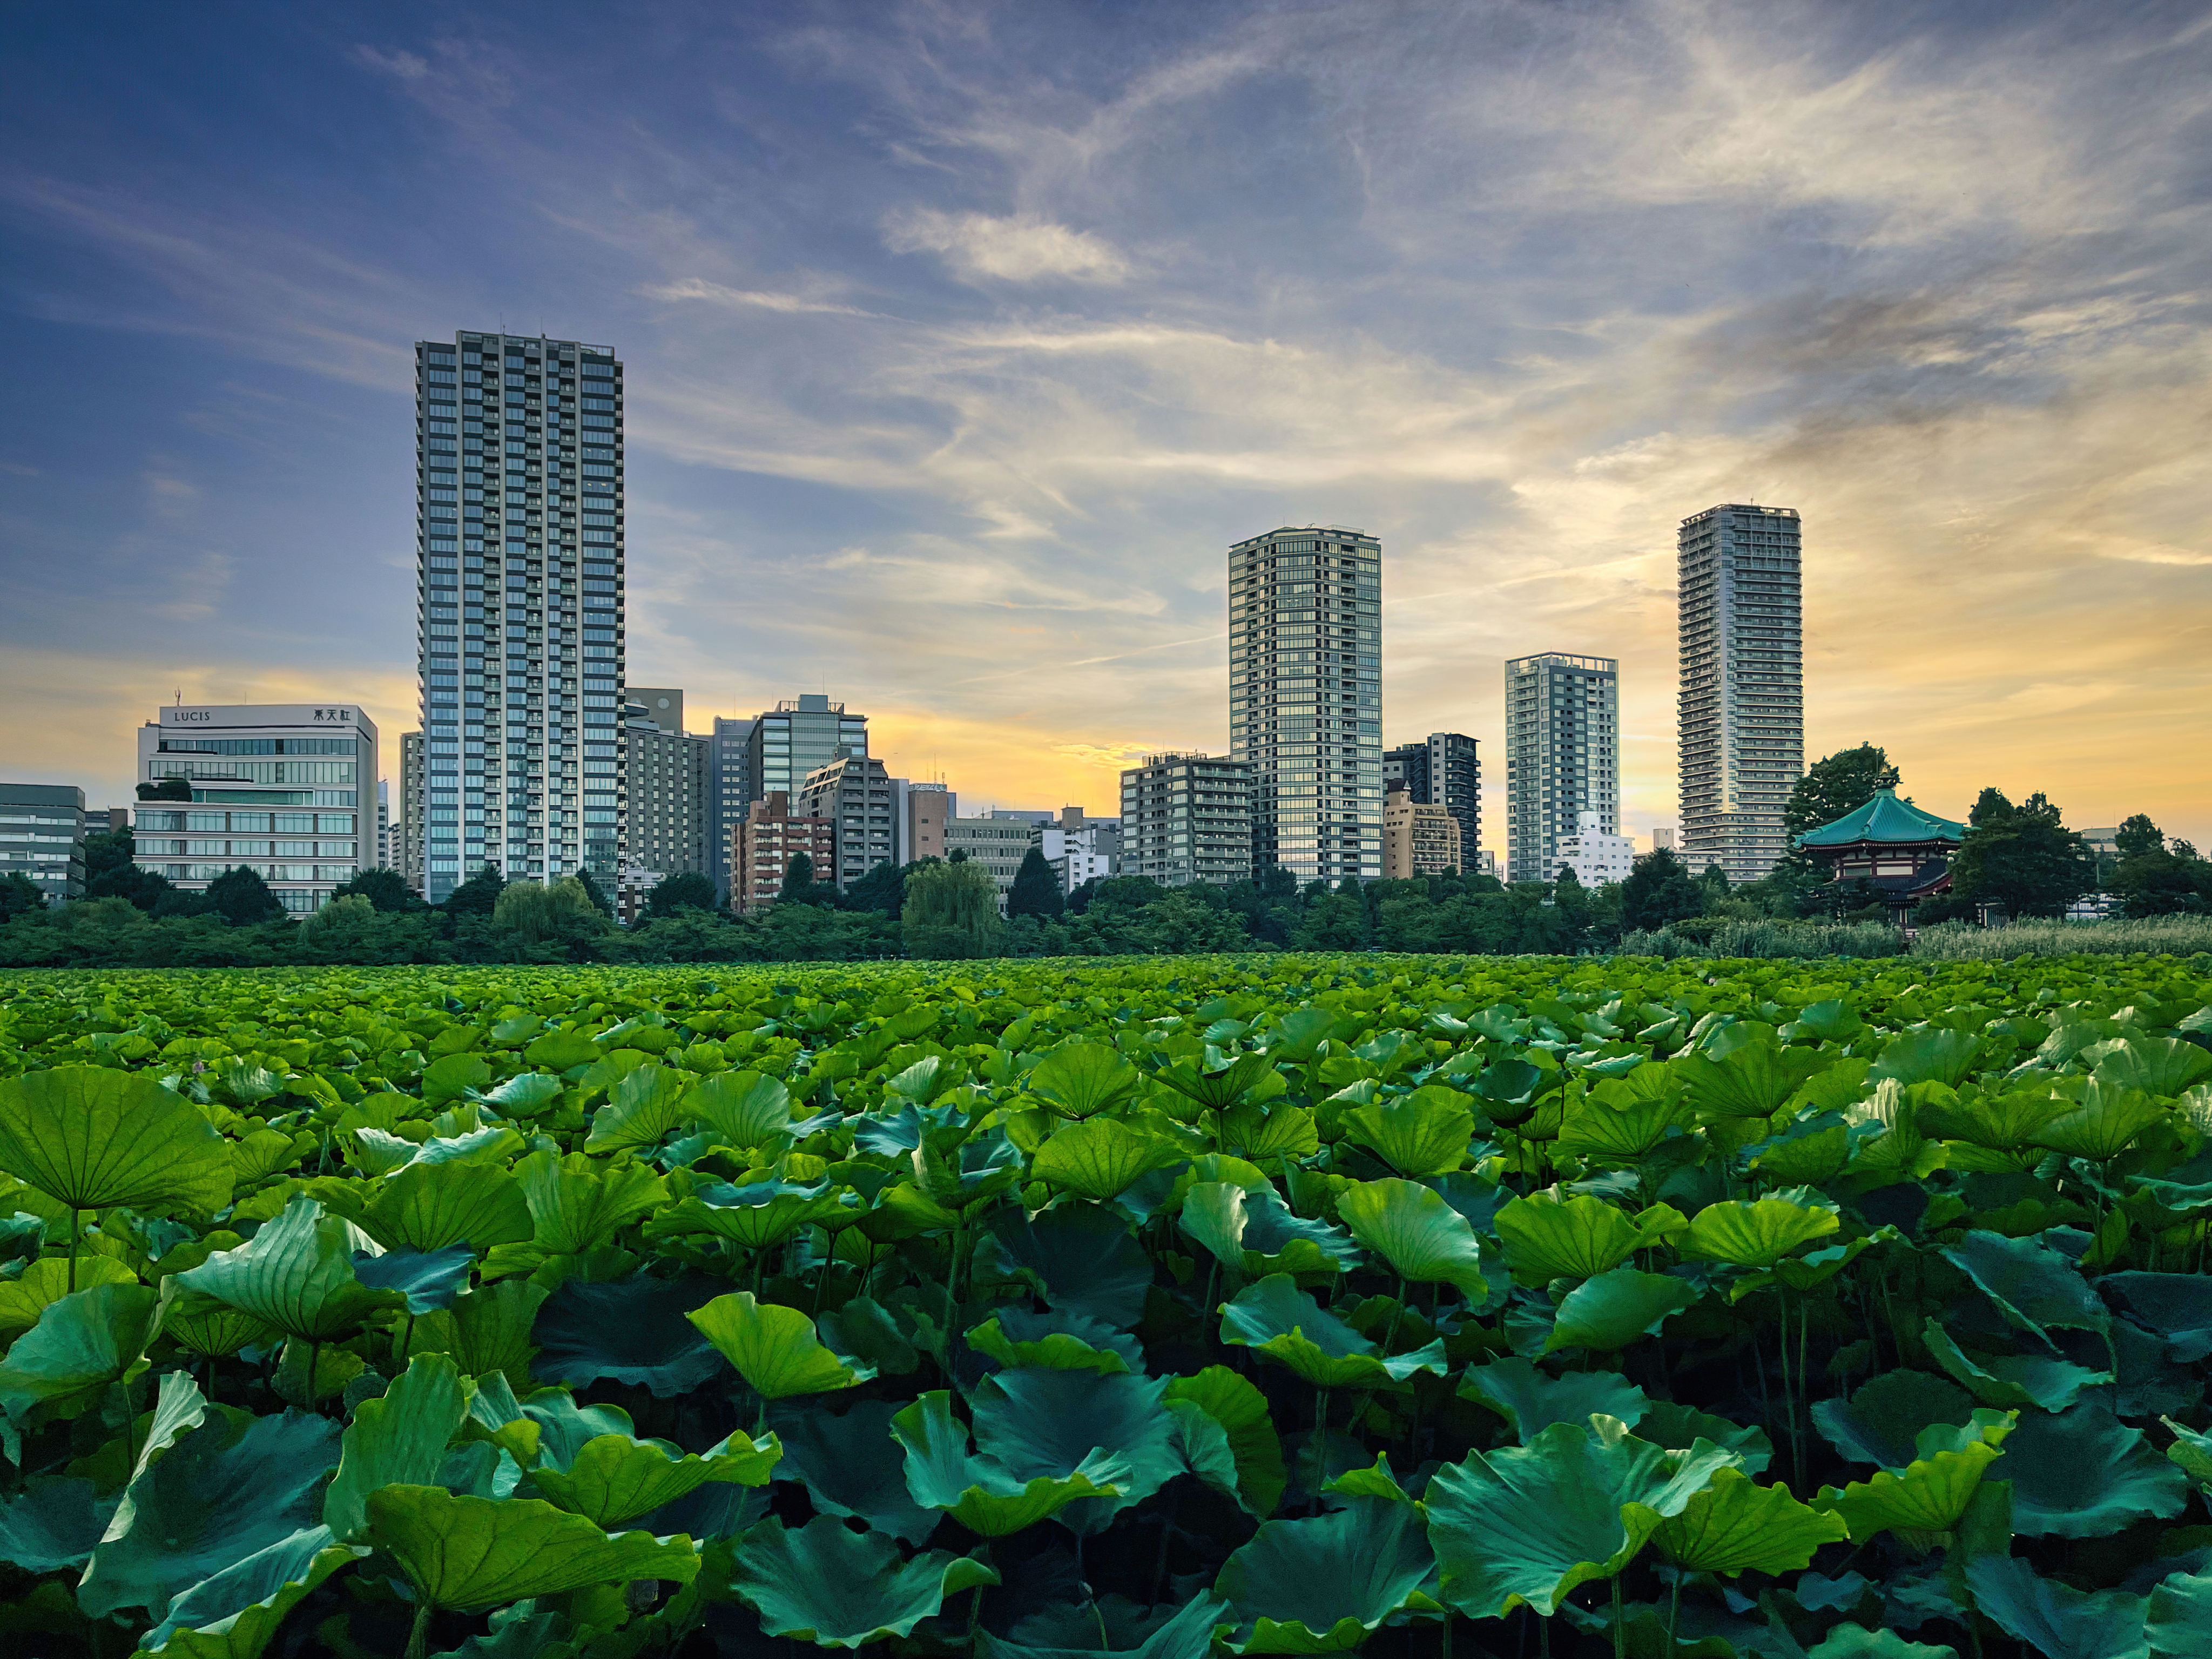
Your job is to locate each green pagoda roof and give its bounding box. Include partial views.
[1795,788,1966,848]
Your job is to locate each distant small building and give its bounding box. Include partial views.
[1651,827,1677,853]
[1382,783,1462,878]
[1041,806,1121,895]
[732,792,835,915]
[616,865,663,926]
[0,783,87,904]
[945,815,1041,915]
[1793,788,1966,926]
[1554,810,1634,886]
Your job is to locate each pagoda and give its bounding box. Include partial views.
[1793,788,1967,926]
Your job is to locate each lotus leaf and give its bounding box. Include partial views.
[138,1526,362,1658]
[1337,1177,1486,1296]
[1215,1497,1438,1652]
[1650,1466,1849,1574]
[1965,1554,2149,1659]
[364,1485,699,1618]
[688,1292,874,1400]
[1219,1274,1446,1389]
[0,1065,232,1218]
[1458,1356,1649,1442]
[1341,1087,1476,1177]
[1546,1267,1701,1352]
[893,1390,1129,1536]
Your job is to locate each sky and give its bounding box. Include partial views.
[3,0,2209,857]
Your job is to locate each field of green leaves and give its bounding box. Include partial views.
[2,951,2211,1659]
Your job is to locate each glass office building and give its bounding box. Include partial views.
[414,332,625,902]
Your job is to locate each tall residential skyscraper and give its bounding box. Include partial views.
[1382,733,1481,874]
[415,331,625,903]
[1503,653,1620,884]
[1677,504,1804,884]
[745,696,869,806]
[1228,527,1383,884]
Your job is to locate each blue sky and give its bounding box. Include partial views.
[4,0,2210,851]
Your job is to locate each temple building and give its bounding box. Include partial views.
[1793,788,1965,925]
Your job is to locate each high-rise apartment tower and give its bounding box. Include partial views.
[415,331,625,902]
[1678,504,1804,884]
[1504,653,1619,884]
[1228,527,1382,882]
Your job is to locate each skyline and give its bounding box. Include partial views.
[4,2,2209,854]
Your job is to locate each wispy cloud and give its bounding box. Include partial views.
[884,210,1131,283]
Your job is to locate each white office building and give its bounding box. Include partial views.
[1554,810,1634,886]
[133,704,378,913]
[414,331,626,902]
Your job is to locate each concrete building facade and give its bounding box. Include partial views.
[133,703,379,913]
[747,696,868,807]
[1,784,86,904]
[413,330,626,901]
[1504,653,1620,885]
[707,716,756,901]
[1382,784,1462,879]
[1120,753,1255,887]
[624,688,710,879]
[896,781,953,866]
[1383,732,1480,874]
[943,816,1040,913]
[1229,526,1383,883]
[1678,503,1805,885]
[797,753,896,891]
[732,792,836,915]
[1040,806,1121,895]
[1555,810,1635,886]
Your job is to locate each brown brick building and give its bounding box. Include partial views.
[732,791,835,915]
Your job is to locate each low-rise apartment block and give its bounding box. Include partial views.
[732,792,835,915]
[1382,783,1462,878]
[798,752,896,891]
[1120,753,1255,887]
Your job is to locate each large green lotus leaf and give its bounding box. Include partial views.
[1546,1268,1701,1352]
[523,1028,599,1071]
[529,1273,732,1397]
[650,1177,855,1250]
[1219,1274,1445,1390]
[353,1245,475,1315]
[1182,1183,1360,1284]
[1920,1320,2109,1412]
[1341,1087,1475,1177]
[422,1052,493,1105]
[0,1065,232,1216]
[686,1069,794,1149]
[1458,1357,1648,1443]
[1494,1191,1647,1284]
[1674,1034,1831,1117]
[0,1255,139,1331]
[323,1353,470,1544]
[0,1476,115,1574]
[688,1293,874,1400]
[1965,1555,2148,1659]
[79,1407,343,1619]
[1034,1119,1187,1202]
[1812,1371,1976,1471]
[729,1513,998,1648]
[1338,1178,1486,1296]
[359,1159,533,1253]
[1635,1402,1773,1476]
[1999,1401,2187,1539]
[1870,1029,1985,1089]
[1164,1366,1287,1519]
[1651,1466,1847,1575]
[1917,1090,2074,1156]
[138,1525,362,1659]
[2090,1036,2212,1097]
[892,1390,1129,1537]
[2030,1081,2169,1162]
[365,1485,698,1612]
[582,1064,693,1152]
[1028,1042,1144,1120]
[967,1306,1142,1374]
[1815,1414,2014,1542]
[983,1591,1227,1659]
[974,1203,1154,1330]
[172,1196,404,1342]
[1806,1632,1957,1659]
[2147,1566,2212,1659]
[530,1428,778,1529]
[970,1367,1182,1532]
[1426,1416,1740,1618]
[514,1150,667,1255]
[1941,1231,2107,1343]
[771,1397,941,1545]
[0,1281,161,1418]
[1157,1053,1279,1113]
[2102,1273,2212,1363]
[1679,1192,1839,1270]
[403,1279,547,1397]
[1215,1497,1438,1653]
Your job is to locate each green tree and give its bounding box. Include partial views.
[329,867,427,913]
[491,875,613,955]
[2112,842,2211,918]
[1293,889,1367,950]
[0,872,46,918]
[573,867,616,917]
[1950,788,2093,919]
[205,865,287,926]
[2114,814,2164,860]
[845,859,915,916]
[1784,744,1896,840]
[1698,863,1731,908]
[645,872,718,917]
[1618,847,1704,931]
[777,852,838,907]
[900,857,1003,959]
[134,777,193,802]
[82,827,171,911]
[443,864,507,915]
[1133,886,1247,953]
[1007,847,1065,919]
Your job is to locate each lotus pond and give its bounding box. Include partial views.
[2,952,2211,1659]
